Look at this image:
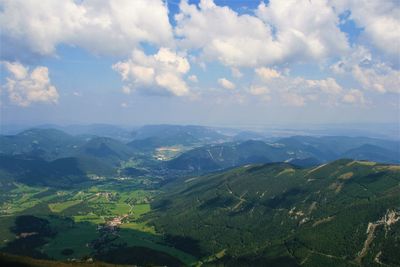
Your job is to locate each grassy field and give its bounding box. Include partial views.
[0,181,199,266]
[49,200,82,213]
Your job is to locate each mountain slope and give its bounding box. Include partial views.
[342,144,400,163]
[0,129,85,161]
[148,160,400,266]
[166,140,291,172]
[278,135,400,162]
[77,137,135,165]
[0,155,93,187]
[166,136,400,173]
[128,125,226,151]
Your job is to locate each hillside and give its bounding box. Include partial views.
[0,155,98,187]
[0,129,86,161]
[167,136,400,172]
[128,125,226,151]
[166,140,283,172]
[148,160,400,266]
[77,137,135,165]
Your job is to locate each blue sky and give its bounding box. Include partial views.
[0,0,399,126]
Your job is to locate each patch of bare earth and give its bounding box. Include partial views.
[356,210,400,264]
[312,216,335,227]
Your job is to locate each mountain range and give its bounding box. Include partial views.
[0,126,399,187]
[148,159,400,266]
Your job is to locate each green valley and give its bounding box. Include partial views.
[0,126,399,266]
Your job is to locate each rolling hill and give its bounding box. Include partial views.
[0,155,92,187]
[167,136,400,172]
[77,137,135,164]
[148,160,400,266]
[0,129,86,161]
[128,125,226,151]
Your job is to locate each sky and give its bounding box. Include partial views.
[0,0,399,127]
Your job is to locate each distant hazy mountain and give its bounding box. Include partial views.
[128,125,227,151]
[232,131,267,141]
[58,124,136,142]
[166,140,284,171]
[167,136,400,172]
[133,125,225,141]
[0,129,134,164]
[1,128,399,186]
[0,128,86,160]
[0,155,93,187]
[77,136,134,163]
[341,144,400,163]
[149,160,400,266]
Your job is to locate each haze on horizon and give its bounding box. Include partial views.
[0,0,399,127]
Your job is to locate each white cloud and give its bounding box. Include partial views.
[175,0,348,67]
[330,46,372,75]
[305,78,343,95]
[249,85,270,96]
[0,0,173,57]
[231,67,243,78]
[257,0,349,60]
[155,73,188,96]
[188,75,198,83]
[2,61,59,106]
[218,78,236,90]
[342,89,365,104]
[113,48,190,96]
[331,46,400,94]
[255,67,281,81]
[352,64,400,94]
[175,0,278,67]
[252,69,348,106]
[279,77,343,106]
[332,0,400,57]
[3,61,28,79]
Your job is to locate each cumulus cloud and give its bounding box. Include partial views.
[175,0,278,67]
[331,46,400,94]
[231,67,243,78]
[305,78,343,95]
[251,68,351,106]
[332,0,400,57]
[342,89,365,104]
[255,67,281,81]
[330,46,372,75]
[249,85,270,96]
[280,77,344,106]
[2,61,59,106]
[352,64,400,94]
[0,0,173,57]
[256,0,349,59]
[175,0,348,67]
[112,48,190,96]
[218,78,236,90]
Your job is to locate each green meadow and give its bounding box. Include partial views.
[0,181,198,266]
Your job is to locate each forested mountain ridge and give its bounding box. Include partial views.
[148,159,400,266]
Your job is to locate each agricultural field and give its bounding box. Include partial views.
[154,145,191,161]
[0,181,197,266]
[0,159,399,266]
